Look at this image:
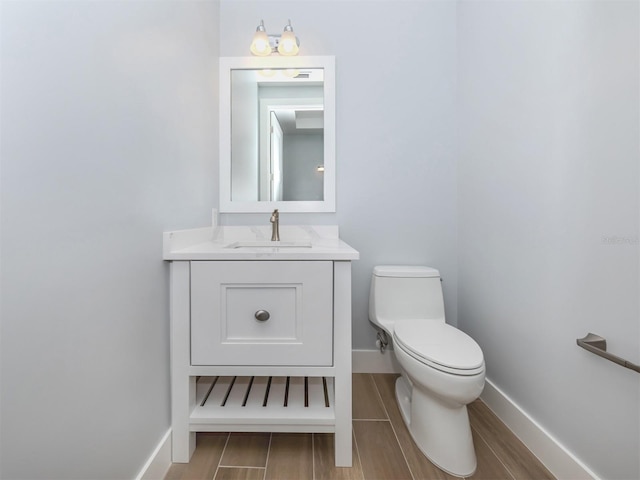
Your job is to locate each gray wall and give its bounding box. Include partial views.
[0,1,219,478]
[283,133,324,201]
[457,2,639,479]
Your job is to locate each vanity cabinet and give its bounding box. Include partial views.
[164,226,358,468]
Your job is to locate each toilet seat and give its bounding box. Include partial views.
[393,320,484,376]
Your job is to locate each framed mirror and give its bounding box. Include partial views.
[219,56,335,213]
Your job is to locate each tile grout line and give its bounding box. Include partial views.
[352,418,393,421]
[212,433,231,480]
[470,424,516,480]
[311,433,316,480]
[216,466,266,470]
[262,433,272,480]
[367,374,391,423]
[369,374,417,480]
[350,428,366,480]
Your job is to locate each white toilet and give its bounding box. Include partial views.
[369,265,485,477]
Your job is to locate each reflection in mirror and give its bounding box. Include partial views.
[219,56,335,213]
[231,68,324,203]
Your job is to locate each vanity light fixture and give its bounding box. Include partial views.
[250,19,300,56]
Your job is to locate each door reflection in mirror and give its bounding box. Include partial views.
[269,111,284,201]
[230,68,324,202]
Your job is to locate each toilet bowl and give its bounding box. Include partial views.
[369,266,485,477]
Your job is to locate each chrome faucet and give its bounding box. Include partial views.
[270,209,280,241]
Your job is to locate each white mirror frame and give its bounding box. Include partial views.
[219,56,336,213]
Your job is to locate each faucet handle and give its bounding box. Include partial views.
[270,209,280,241]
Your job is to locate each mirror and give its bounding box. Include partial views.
[220,56,335,213]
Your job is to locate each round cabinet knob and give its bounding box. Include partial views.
[254,310,270,322]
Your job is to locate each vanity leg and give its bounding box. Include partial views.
[334,373,352,466]
[170,261,196,462]
[333,261,353,467]
[172,376,196,462]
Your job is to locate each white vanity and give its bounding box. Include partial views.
[163,225,358,466]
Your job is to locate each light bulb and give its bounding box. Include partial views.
[250,21,272,56]
[277,20,299,56]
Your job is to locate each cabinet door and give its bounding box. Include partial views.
[191,261,333,366]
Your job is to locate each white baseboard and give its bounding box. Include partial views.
[352,348,401,373]
[135,428,172,480]
[480,379,598,480]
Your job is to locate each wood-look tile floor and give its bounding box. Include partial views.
[165,373,555,480]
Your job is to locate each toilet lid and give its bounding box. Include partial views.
[393,320,484,374]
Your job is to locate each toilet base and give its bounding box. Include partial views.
[395,374,412,426]
[395,376,477,478]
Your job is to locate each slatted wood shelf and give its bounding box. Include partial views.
[190,376,336,432]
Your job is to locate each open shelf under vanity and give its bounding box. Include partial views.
[191,376,335,432]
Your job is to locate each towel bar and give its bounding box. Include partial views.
[577,333,640,373]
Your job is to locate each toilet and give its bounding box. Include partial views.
[369,265,485,477]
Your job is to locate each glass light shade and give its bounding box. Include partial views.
[277,22,299,56]
[250,30,271,56]
[250,22,271,56]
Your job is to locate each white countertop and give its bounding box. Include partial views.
[163,225,359,261]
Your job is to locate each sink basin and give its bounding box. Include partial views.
[225,241,313,249]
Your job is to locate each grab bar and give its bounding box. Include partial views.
[577,333,640,373]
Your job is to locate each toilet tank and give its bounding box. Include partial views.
[369,266,445,330]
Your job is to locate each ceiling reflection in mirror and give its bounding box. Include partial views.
[230,68,324,203]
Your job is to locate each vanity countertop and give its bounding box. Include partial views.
[163,225,359,261]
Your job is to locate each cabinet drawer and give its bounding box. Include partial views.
[191,261,333,366]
